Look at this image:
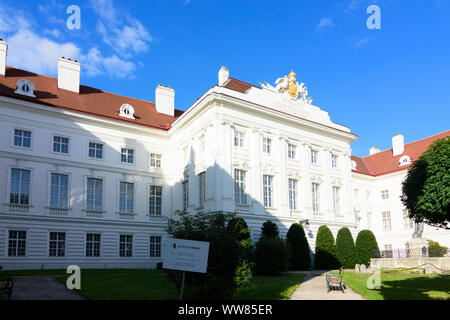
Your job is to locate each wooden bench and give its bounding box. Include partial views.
[326,268,345,293]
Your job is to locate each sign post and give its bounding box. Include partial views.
[162,238,210,301]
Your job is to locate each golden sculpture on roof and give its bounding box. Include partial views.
[288,70,299,99]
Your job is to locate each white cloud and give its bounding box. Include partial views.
[81,47,137,79]
[0,5,32,32]
[317,18,334,31]
[355,38,370,47]
[43,29,63,39]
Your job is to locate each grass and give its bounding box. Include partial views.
[341,270,450,300]
[56,269,303,300]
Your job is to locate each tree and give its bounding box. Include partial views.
[355,230,379,266]
[428,240,448,257]
[167,211,253,300]
[402,136,450,230]
[261,220,279,239]
[286,223,311,270]
[314,225,339,269]
[335,227,357,269]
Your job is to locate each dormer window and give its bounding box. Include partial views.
[119,104,135,119]
[399,155,411,166]
[15,79,36,97]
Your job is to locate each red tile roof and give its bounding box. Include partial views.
[0,67,183,130]
[221,77,256,93]
[352,131,450,176]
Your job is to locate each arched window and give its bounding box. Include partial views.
[399,155,411,166]
[15,79,36,97]
[119,104,135,119]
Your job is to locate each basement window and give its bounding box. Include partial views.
[15,79,36,98]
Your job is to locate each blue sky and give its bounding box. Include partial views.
[0,0,449,156]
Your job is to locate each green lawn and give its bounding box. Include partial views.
[342,271,450,300]
[56,269,303,300]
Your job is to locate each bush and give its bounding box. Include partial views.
[254,237,291,275]
[428,240,448,257]
[261,220,279,239]
[335,227,357,269]
[227,217,251,241]
[355,230,379,266]
[167,211,253,300]
[314,225,339,269]
[286,223,311,270]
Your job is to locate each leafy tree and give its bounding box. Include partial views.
[355,230,379,266]
[286,223,311,270]
[314,225,339,269]
[428,240,448,257]
[167,211,252,300]
[261,220,279,239]
[335,227,357,269]
[402,136,450,230]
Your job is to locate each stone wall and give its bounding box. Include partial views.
[370,257,450,274]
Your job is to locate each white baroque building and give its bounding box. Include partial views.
[0,40,448,270]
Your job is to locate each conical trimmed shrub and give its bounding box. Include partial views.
[314,225,339,269]
[261,220,279,239]
[286,223,311,270]
[355,230,379,266]
[336,227,357,269]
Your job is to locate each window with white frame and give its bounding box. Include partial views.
[119,182,134,213]
[311,149,318,164]
[49,232,65,257]
[312,183,320,213]
[150,153,162,168]
[50,173,69,208]
[10,168,30,205]
[198,172,205,208]
[182,180,189,211]
[381,190,389,200]
[119,235,133,257]
[333,186,340,216]
[121,148,134,164]
[8,230,26,257]
[263,138,271,154]
[150,236,162,257]
[86,178,103,211]
[403,209,414,230]
[384,244,393,257]
[88,142,103,159]
[288,179,297,210]
[331,154,338,168]
[149,185,162,215]
[234,131,244,148]
[86,233,101,257]
[367,212,372,229]
[234,169,247,205]
[53,136,69,154]
[382,211,392,231]
[288,144,296,159]
[14,129,31,148]
[263,175,273,208]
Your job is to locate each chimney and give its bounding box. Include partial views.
[392,133,404,156]
[369,146,380,155]
[155,84,175,116]
[218,66,229,86]
[58,57,80,93]
[0,38,7,77]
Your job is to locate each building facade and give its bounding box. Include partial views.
[0,39,448,270]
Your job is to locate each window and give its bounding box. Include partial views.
[10,168,30,205]
[8,230,26,257]
[89,142,103,159]
[263,175,273,208]
[53,136,69,154]
[149,185,162,215]
[119,235,133,257]
[49,232,65,257]
[333,186,340,216]
[150,153,162,168]
[312,183,320,213]
[119,182,134,213]
[288,179,297,210]
[198,172,205,207]
[367,212,372,229]
[150,236,162,258]
[86,178,103,211]
[354,189,359,200]
[288,144,296,159]
[403,209,414,230]
[50,173,69,208]
[311,149,318,164]
[119,104,135,119]
[381,190,389,200]
[182,180,189,211]
[234,169,247,205]
[384,244,393,258]
[14,129,31,148]
[382,211,392,231]
[331,154,337,168]
[234,131,244,148]
[399,155,411,166]
[366,191,371,200]
[263,138,271,154]
[86,233,101,257]
[15,79,36,97]
[121,148,134,164]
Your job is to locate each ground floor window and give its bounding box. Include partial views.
[119,235,133,257]
[8,230,26,257]
[49,232,66,257]
[86,233,101,257]
[150,236,162,257]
